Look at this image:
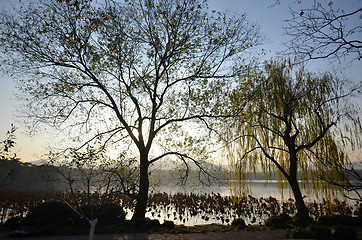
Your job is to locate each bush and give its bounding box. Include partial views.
[96,203,126,225]
[78,202,126,226]
[162,220,175,229]
[306,225,332,240]
[3,216,26,230]
[125,218,161,232]
[354,205,362,219]
[149,219,161,228]
[285,226,305,239]
[285,225,332,240]
[26,201,78,227]
[317,214,359,226]
[331,225,357,240]
[264,213,292,229]
[231,218,246,229]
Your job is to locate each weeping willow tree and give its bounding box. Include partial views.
[226,59,362,224]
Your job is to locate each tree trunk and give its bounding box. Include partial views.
[288,152,313,225]
[289,177,313,225]
[132,151,149,220]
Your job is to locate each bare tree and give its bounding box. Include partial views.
[317,156,362,201]
[284,1,362,63]
[0,0,261,220]
[48,146,139,201]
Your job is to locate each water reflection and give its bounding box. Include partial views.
[126,180,361,226]
[154,180,361,201]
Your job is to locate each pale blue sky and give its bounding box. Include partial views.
[0,0,361,162]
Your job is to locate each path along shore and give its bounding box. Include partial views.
[0,229,285,240]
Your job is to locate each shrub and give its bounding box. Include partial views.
[96,203,126,225]
[126,218,160,232]
[285,226,305,239]
[231,218,246,229]
[317,214,359,226]
[149,219,161,228]
[264,213,292,229]
[305,225,332,240]
[3,216,26,230]
[78,203,126,226]
[26,201,78,227]
[331,225,357,240]
[162,220,175,229]
[285,225,331,240]
[355,205,362,219]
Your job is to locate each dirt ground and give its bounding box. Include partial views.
[0,229,285,240]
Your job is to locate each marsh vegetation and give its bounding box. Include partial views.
[1,190,360,232]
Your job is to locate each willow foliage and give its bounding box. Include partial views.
[227,59,362,201]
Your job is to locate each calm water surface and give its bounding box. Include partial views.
[154,180,360,201]
[136,180,361,226]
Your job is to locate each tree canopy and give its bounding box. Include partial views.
[0,124,17,162]
[284,1,362,63]
[0,124,19,189]
[0,0,261,219]
[225,59,362,224]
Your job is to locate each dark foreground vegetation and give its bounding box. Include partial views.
[1,190,362,239]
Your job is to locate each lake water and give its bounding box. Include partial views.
[135,180,362,226]
[154,180,361,201]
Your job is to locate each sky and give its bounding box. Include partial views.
[0,0,361,163]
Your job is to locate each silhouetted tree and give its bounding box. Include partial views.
[226,59,362,224]
[0,124,19,188]
[317,157,362,201]
[284,1,362,62]
[0,0,261,219]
